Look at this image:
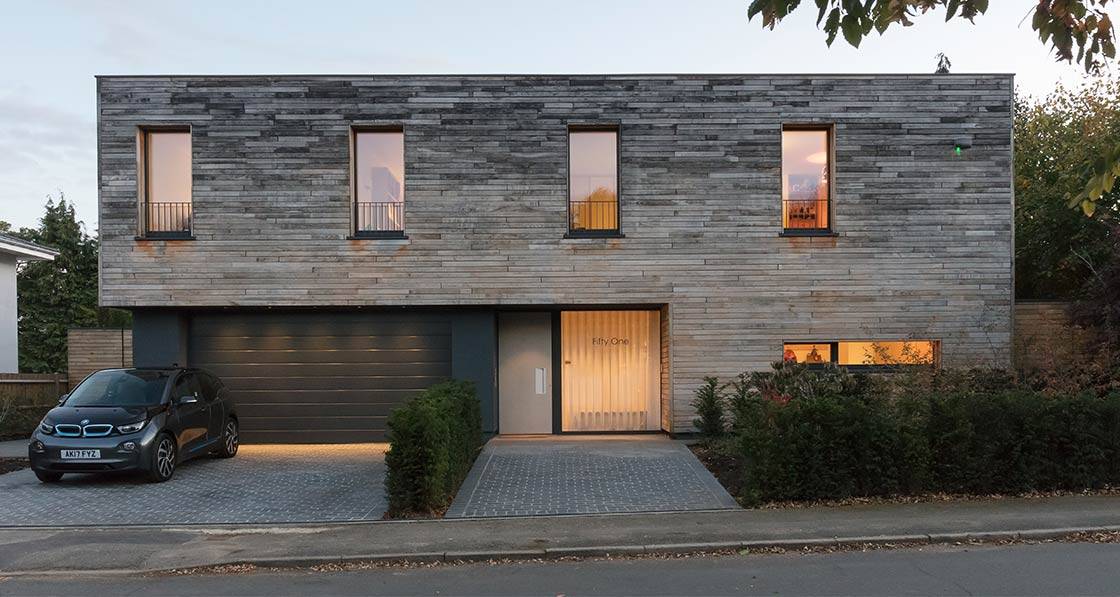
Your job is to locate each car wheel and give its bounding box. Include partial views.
[34,470,62,483]
[217,418,239,458]
[147,434,177,483]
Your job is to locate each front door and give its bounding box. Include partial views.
[561,310,661,432]
[498,312,553,434]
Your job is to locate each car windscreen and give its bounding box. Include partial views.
[64,370,171,407]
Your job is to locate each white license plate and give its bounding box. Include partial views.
[61,449,100,460]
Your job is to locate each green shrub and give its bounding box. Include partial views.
[691,376,726,439]
[385,380,482,516]
[738,374,903,503]
[726,373,757,435]
[724,362,1120,506]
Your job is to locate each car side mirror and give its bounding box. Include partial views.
[176,395,199,405]
[57,394,68,405]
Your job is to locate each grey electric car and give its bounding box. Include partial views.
[29,368,239,483]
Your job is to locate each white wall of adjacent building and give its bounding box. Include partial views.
[0,255,18,373]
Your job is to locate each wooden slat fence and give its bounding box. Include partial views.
[0,373,68,440]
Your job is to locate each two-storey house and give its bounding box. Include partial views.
[97,74,1013,443]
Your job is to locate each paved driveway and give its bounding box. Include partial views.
[445,436,739,518]
[0,444,387,526]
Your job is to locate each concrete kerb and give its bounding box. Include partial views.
[5,525,1120,578]
[242,524,1120,566]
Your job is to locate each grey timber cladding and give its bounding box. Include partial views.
[97,74,1014,431]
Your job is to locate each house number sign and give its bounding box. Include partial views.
[592,336,630,347]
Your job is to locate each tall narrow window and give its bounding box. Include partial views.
[353,129,405,238]
[568,128,619,235]
[141,129,192,238]
[781,127,831,232]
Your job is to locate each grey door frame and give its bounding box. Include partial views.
[498,306,665,435]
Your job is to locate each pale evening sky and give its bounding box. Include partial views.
[0,0,1113,232]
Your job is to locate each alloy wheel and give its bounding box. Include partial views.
[224,420,239,455]
[156,437,175,479]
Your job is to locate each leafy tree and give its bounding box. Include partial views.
[1015,76,1120,298]
[745,0,1120,216]
[14,194,130,373]
[1069,228,1120,348]
[747,1,1115,69]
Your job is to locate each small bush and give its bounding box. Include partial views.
[721,362,1120,506]
[726,373,756,435]
[385,380,482,516]
[691,376,726,439]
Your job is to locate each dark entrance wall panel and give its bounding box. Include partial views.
[188,311,457,444]
[132,310,188,368]
[451,311,498,434]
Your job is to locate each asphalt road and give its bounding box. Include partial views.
[3,542,1119,596]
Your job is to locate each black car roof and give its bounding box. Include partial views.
[93,367,218,378]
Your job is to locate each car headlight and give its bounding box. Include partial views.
[39,420,54,435]
[116,420,146,434]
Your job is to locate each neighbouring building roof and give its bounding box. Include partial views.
[0,233,58,261]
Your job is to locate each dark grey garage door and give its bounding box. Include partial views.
[189,313,452,443]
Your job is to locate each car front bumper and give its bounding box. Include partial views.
[28,428,158,474]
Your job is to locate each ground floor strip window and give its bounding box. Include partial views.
[783,340,940,368]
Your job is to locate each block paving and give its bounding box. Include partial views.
[0,444,387,526]
[445,436,739,518]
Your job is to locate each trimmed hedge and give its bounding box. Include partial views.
[727,363,1120,505]
[385,380,483,516]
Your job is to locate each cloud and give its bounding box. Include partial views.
[0,94,97,231]
[2,0,456,232]
[65,0,455,74]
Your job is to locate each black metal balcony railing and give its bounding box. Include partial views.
[569,199,619,232]
[355,202,405,234]
[143,202,193,236]
[782,198,829,230]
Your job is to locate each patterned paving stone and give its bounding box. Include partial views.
[445,437,739,518]
[0,444,387,526]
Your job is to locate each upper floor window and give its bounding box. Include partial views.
[783,340,939,369]
[568,127,619,236]
[140,128,192,238]
[352,128,405,238]
[781,127,831,233]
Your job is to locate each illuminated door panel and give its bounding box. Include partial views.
[561,311,661,432]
